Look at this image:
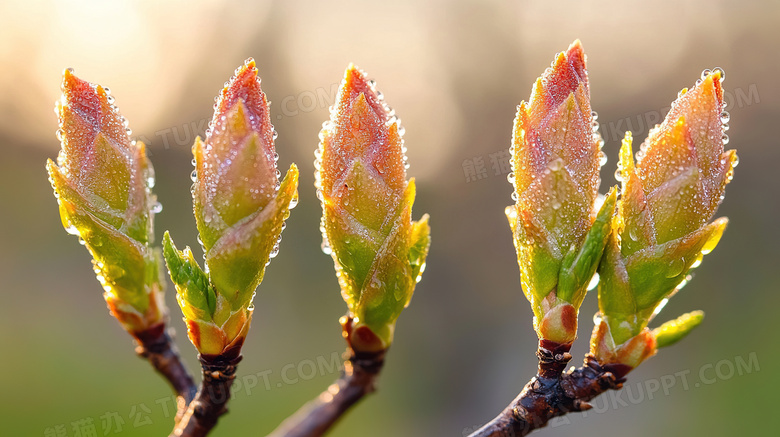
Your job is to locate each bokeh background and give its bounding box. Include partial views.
[1,0,778,436]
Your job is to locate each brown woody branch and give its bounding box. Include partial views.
[468,346,626,437]
[134,324,197,423]
[267,347,385,437]
[170,354,242,437]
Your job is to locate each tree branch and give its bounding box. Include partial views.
[267,348,386,437]
[134,323,198,423]
[170,354,242,437]
[468,350,626,437]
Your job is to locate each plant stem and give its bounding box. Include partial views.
[267,348,386,437]
[468,353,624,437]
[134,324,197,423]
[170,355,242,437]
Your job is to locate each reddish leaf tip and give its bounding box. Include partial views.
[214,60,269,136]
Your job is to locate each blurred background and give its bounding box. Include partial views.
[1,0,778,436]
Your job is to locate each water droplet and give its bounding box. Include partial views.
[614,167,623,182]
[598,151,608,167]
[551,199,561,210]
[712,67,725,82]
[511,191,518,202]
[321,239,332,255]
[722,134,729,145]
[720,111,730,124]
[78,237,86,245]
[191,170,198,182]
[700,69,712,81]
[586,272,600,291]
[289,191,299,209]
[106,95,115,104]
[732,153,739,168]
[56,129,65,141]
[269,243,280,258]
[507,172,515,184]
[591,111,599,122]
[678,88,688,98]
[151,202,163,214]
[191,158,197,167]
[64,222,80,236]
[665,258,685,278]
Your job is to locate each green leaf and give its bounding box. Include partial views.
[162,231,216,318]
[653,311,704,348]
[558,187,617,307]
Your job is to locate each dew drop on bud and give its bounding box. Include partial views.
[712,67,725,82]
[151,202,163,214]
[700,69,712,81]
[665,258,685,278]
[507,172,515,184]
[190,170,198,182]
[720,111,730,124]
[722,134,729,145]
[586,272,600,291]
[598,150,608,167]
[321,239,332,255]
[65,224,80,236]
[288,191,299,209]
[732,153,739,168]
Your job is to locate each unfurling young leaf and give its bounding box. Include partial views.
[315,64,430,351]
[592,69,737,374]
[506,40,611,349]
[163,59,299,359]
[47,69,166,338]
